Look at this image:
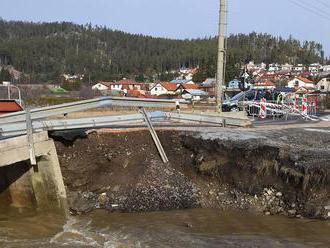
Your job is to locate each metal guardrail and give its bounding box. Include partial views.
[0,112,166,137]
[0,111,251,138]
[0,97,187,124]
[167,112,251,127]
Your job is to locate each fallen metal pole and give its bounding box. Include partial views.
[141,108,169,163]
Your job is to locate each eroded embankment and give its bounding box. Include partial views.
[54,128,330,219]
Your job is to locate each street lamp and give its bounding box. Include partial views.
[1,81,22,106]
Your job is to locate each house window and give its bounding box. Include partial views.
[154,88,158,91]
[321,86,325,90]
[295,80,299,86]
[327,78,330,82]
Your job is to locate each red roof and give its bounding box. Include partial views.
[159,82,178,91]
[127,90,146,97]
[0,100,23,114]
[116,79,144,86]
[99,81,115,87]
[296,76,314,84]
[180,84,200,90]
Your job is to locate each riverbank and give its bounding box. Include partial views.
[54,127,330,219]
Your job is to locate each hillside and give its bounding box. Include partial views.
[0,20,326,82]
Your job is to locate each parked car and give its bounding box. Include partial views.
[222,89,277,112]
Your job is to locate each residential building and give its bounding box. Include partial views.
[317,77,330,92]
[308,63,322,73]
[92,79,144,92]
[92,81,114,91]
[150,82,178,96]
[0,100,23,115]
[287,76,315,88]
[323,65,330,72]
[181,89,208,102]
[281,63,293,71]
[293,64,305,73]
[268,63,281,72]
[170,79,195,85]
[253,80,276,90]
[176,84,200,94]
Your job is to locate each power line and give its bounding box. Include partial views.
[288,0,330,22]
[316,0,330,10]
[300,0,330,17]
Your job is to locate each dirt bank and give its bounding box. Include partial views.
[54,128,330,219]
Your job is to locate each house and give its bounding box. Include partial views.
[268,63,281,72]
[116,79,144,91]
[150,82,178,96]
[0,100,23,115]
[308,63,321,73]
[92,79,144,92]
[322,65,330,72]
[176,84,200,94]
[281,63,293,71]
[92,81,114,91]
[287,76,315,88]
[317,77,330,92]
[253,80,276,90]
[170,79,195,85]
[181,89,208,102]
[293,64,305,73]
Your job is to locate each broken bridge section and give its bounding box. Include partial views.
[0,132,67,211]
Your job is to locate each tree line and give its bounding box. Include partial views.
[0,19,326,83]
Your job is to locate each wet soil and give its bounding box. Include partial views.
[55,128,330,219]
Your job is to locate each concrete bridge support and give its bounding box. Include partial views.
[0,132,67,211]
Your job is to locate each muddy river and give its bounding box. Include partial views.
[0,207,329,248]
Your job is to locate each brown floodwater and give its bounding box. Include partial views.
[0,206,329,248]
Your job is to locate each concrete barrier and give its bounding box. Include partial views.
[0,132,67,211]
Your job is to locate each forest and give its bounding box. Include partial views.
[0,19,326,83]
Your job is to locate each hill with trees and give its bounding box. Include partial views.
[0,19,326,83]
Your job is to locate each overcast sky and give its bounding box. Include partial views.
[1,0,329,56]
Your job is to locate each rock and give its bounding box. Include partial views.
[98,193,109,206]
[288,209,297,216]
[327,212,330,218]
[276,192,282,197]
[264,211,271,216]
[199,160,217,172]
[324,205,330,210]
[184,222,193,228]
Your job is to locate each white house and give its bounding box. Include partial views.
[317,78,330,92]
[268,63,280,72]
[253,80,276,90]
[281,63,293,71]
[92,82,113,91]
[308,63,321,73]
[150,82,178,96]
[293,64,305,72]
[181,89,208,102]
[323,65,330,72]
[92,80,144,92]
[287,76,315,88]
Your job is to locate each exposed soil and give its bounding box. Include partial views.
[54,128,330,219]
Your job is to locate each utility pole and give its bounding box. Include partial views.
[216,0,227,113]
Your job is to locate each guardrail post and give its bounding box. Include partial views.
[26,108,36,165]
